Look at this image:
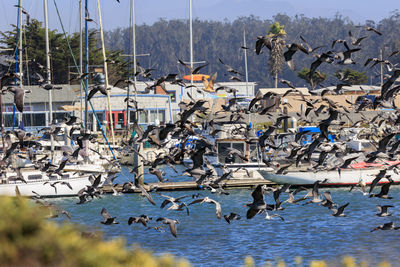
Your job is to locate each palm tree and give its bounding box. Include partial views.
[267,22,286,88]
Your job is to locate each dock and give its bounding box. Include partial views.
[102,178,276,193]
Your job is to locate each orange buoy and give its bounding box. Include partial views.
[183,74,210,81]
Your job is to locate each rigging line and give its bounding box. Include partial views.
[12,0,22,130]
[52,0,116,160]
[23,22,33,126]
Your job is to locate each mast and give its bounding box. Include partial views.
[126,0,137,130]
[130,0,143,184]
[189,0,193,93]
[79,0,83,122]
[96,0,115,145]
[44,0,54,157]
[243,29,249,97]
[12,0,23,130]
[84,0,89,131]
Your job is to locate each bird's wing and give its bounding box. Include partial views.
[160,199,171,209]
[101,208,111,219]
[210,199,222,219]
[337,202,349,214]
[138,185,156,205]
[168,221,178,238]
[188,198,204,206]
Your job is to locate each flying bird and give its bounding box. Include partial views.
[100,208,119,225]
[156,217,179,238]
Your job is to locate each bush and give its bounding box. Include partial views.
[0,196,190,267]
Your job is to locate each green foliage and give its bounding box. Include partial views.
[334,68,368,85]
[0,196,190,267]
[268,22,287,36]
[104,12,400,88]
[0,19,128,85]
[297,68,327,89]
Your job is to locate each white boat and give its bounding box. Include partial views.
[0,168,97,197]
[259,161,400,186]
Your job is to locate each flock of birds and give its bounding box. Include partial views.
[2,22,400,239]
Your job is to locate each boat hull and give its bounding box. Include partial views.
[0,175,94,197]
[259,168,399,186]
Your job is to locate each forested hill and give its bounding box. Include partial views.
[104,12,400,88]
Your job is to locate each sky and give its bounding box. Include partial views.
[0,0,398,34]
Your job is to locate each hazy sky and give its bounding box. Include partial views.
[0,0,398,33]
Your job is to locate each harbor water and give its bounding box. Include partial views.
[50,166,400,266]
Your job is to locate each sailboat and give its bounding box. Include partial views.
[0,1,106,197]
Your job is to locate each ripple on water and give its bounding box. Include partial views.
[49,168,400,266]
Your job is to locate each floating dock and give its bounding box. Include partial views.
[102,178,276,193]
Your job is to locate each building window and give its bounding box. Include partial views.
[21,113,46,127]
[149,110,165,124]
[167,91,176,102]
[129,110,148,124]
[138,110,147,124]
[4,114,16,128]
[53,112,71,124]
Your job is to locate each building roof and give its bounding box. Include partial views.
[2,84,77,104]
[314,85,381,93]
[257,87,311,96]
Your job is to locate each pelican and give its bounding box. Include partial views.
[189,196,222,219]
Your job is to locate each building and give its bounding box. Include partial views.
[2,84,77,131]
[79,81,257,131]
[2,80,257,133]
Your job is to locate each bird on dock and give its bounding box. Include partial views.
[100,208,119,225]
[223,212,241,224]
[156,217,179,238]
[189,196,222,219]
[376,205,394,217]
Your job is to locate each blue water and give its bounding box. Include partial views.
[48,166,400,266]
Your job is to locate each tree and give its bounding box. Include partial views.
[334,68,368,85]
[0,19,127,85]
[267,22,286,88]
[297,68,327,89]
